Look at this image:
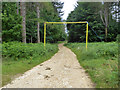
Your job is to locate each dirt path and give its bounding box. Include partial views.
[3,43,95,88]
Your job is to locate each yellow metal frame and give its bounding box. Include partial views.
[44,22,89,50]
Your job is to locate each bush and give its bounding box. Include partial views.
[65,42,118,61]
[116,34,120,42]
[2,42,58,60]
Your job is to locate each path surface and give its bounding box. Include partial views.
[3,44,95,88]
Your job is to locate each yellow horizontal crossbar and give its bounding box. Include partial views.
[46,22,87,24]
[44,21,89,51]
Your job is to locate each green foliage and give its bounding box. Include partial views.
[2,42,58,60]
[2,2,66,43]
[26,2,66,43]
[39,2,66,43]
[2,2,22,42]
[67,2,118,42]
[26,2,37,43]
[65,42,118,88]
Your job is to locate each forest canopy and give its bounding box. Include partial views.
[2,2,119,43]
[2,2,67,43]
[67,2,119,42]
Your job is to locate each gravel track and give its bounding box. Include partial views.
[2,43,95,88]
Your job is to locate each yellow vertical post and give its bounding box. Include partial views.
[86,22,88,51]
[44,23,46,47]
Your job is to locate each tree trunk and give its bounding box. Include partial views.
[31,36,32,43]
[20,2,26,43]
[105,27,108,41]
[37,5,40,43]
[100,2,109,42]
[104,5,108,42]
[16,2,19,14]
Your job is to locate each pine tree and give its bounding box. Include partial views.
[20,2,26,43]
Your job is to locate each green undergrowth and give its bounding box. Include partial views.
[64,42,118,88]
[56,41,67,44]
[2,42,58,86]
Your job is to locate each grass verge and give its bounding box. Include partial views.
[64,42,118,88]
[2,42,58,86]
